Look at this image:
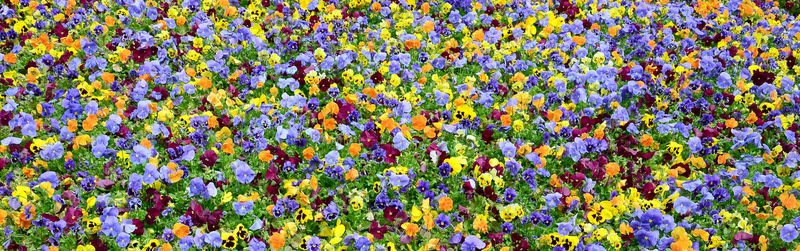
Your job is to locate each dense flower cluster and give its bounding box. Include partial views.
[0,0,799,250]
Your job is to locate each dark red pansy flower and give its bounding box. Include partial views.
[264,165,279,181]
[751,69,775,86]
[218,115,232,127]
[90,238,109,251]
[0,110,11,126]
[207,210,223,231]
[65,207,83,224]
[145,207,160,225]
[380,144,401,164]
[132,219,144,235]
[489,109,505,121]
[641,182,657,200]
[383,207,400,222]
[41,213,60,222]
[462,181,474,200]
[477,186,498,201]
[457,205,471,219]
[319,78,332,92]
[311,196,333,211]
[116,124,131,138]
[131,47,152,64]
[473,155,491,173]
[52,23,68,38]
[488,233,503,245]
[186,200,210,225]
[336,100,356,123]
[370,72,384,83]
[267,184,280,201]
[369,221,388,240]
[151,86,168,101]
[734,232,758,244]
[481,128,494,143]
[200,150,218,167]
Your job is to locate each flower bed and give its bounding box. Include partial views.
[0,0,798,250]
